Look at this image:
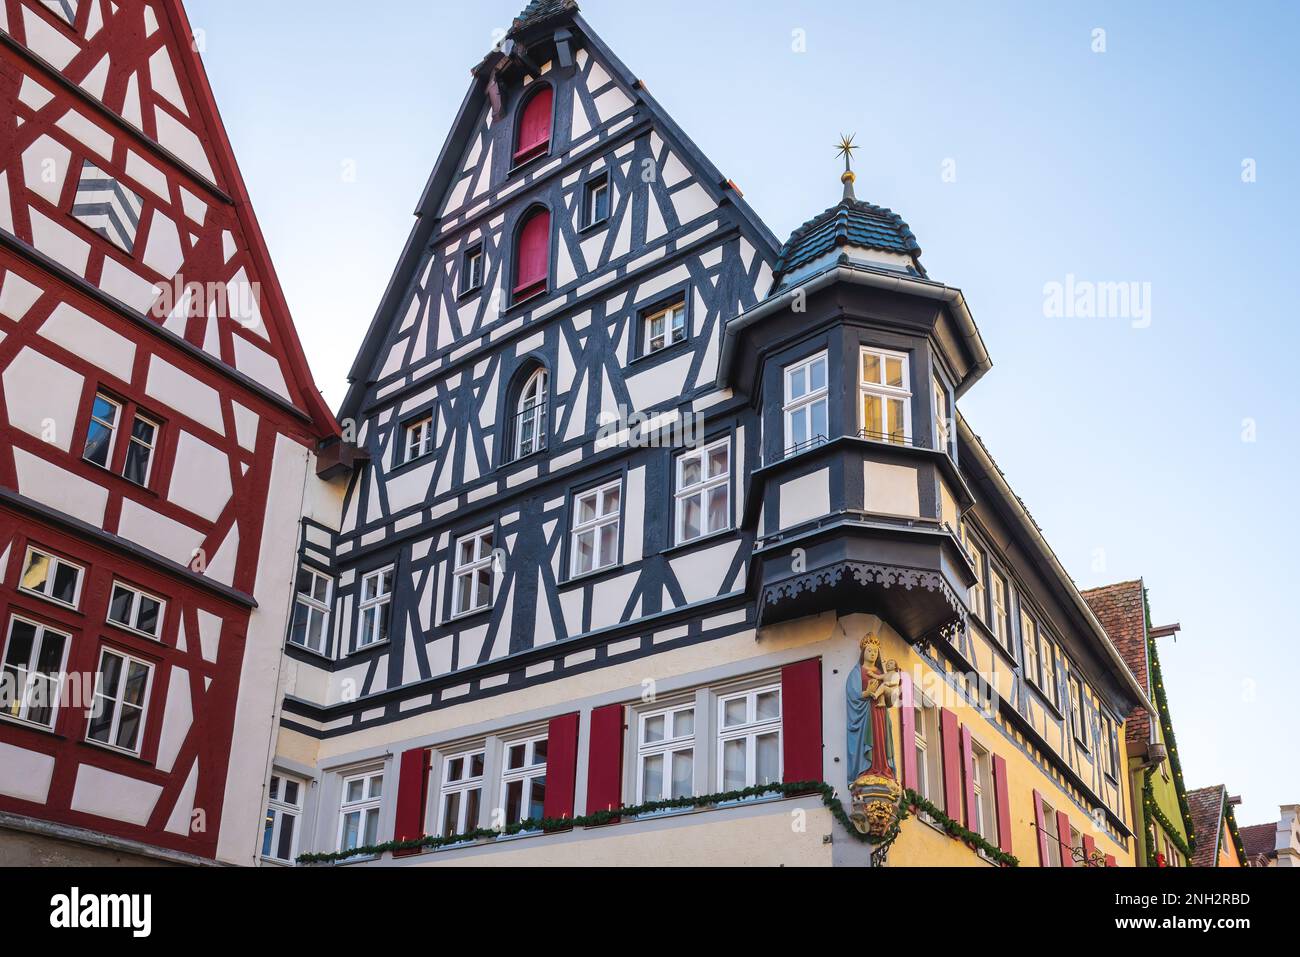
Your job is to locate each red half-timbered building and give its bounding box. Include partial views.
[0,0,336,864]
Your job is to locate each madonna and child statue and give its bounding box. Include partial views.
[845,632,904,839]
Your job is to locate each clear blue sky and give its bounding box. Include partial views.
[185,0,1299,828]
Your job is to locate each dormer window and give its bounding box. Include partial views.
[859,347,910,445]
[512,207,551,304]
[513,84,554,166]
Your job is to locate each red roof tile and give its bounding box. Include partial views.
[1187,786,1226,867]
[1082,580,1150,742]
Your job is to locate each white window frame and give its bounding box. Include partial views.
[584,174,610,229]
[356,567,393,649]
[17,546,84,610]
[674,437,730,545]
[989,571,1009,649]
[463,245,484,293]
[1021,608,1040,689]
[962,526,986,621]
[337,769,384,855]
[569,480,621,578]
[123,411,160,487]
[1,615,70,729]
[636,702,697,804]
[971,739,996,846]
[452,528,494,618]
[404,415,434,462]
[499,732,548,830]
[859,346,912,445]
[913,698,944,817]
[783,351,828,453]
[1040,635,1060,708]
[933,375,950,453]
[513,368,548,461]
[716,684,782,792]
[86,647,154,755]
[262,772,305,863]
[1041,798,1062,867]
[106,580,166,640]
[1069,676,1088,748]
[437,749,486,839]
[289,567,331,654]
[83,392,121,469]
[644,300,687,355]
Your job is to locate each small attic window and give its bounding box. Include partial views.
[513,84,554,166]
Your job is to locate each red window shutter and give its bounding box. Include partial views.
[960,725,978,831]
[1082,833,1097,867]
[940,708,962,822]
[1057,809,1074,867]
[585,703,625,817]
[992,754,1013,856]
[542,711,580,824]
[514,84,554,162]
[781,658,823,785]
[1104,853,1117,867]
[393,747,431,856]
[513,209,550,298]
[1033,789,1051,865]
[899,671,917,790]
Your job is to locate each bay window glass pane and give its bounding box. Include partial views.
[706,445,728,478]
[262,811,275,856]
[475,568,492,607]
[671,750,693,798]
[345,779,363,802]
[756,690,780,721]
[706,486,727,532]
[790,406,807,444]
[342,811,360,850]
[682,494,702,541]
[756,732,780,784]
[642,753,664,801]
[863,352,881,383]
[789,366,807,399]
[598,522,618,565]
[863,394,882,433]
[810,399,827,441]
[363,808,379,846]
[887,398,905,441]
[574,530,594,574]
[810,358,826,391]
[885,356,903,387]
[681,454,701,487]
[723,739,746,790]
[577,494,596,525]
[723,697,747,727]
[673,709,694,738]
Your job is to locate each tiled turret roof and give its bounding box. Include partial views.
[773,197,923,283]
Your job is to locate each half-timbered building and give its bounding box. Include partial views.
[270,0,1155,867]
[0,0,337,864]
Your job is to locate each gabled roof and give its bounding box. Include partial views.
[1239,822,1278,864]
[772,197,923,284]
[1081,580,1151,743]
[338,4,780,422]
[1187,786,1226,866]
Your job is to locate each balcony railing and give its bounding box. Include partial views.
[507,402,548,463]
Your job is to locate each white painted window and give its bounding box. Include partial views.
[971,740,996,845]
[637,703,695,802]
[500,734,548,828]
[674,438,729,544]
[913,700,944,815]
[357,567,393,648]
[570,480,621,577]
[860,347,911,444]
[289,567,331,653]
[262,773,304,863]
[989,571,1009,650]
[513,368,548,460]
[1020,608,1039,689]
[338,769,383,854]
[123,412,159,486]
[82,393,120,469]
[584,174,610,228]
[783,352,828,452]
[107,581,165,639]
[717,685,781,791]
[933,376,951,453]
[1069,676,1087,747]
[452,529,494,617]
[644,300,686,355]
[1,615,70,729]
[1041,798,1062,867]
[18,547,83,609]
[1040,635,1060,708]
[438,749,485,838]
[463,245,484,293]
[1101,715,1118,778]
[962,526,985,621]
[87,647,153,754]
[404,415,434,462]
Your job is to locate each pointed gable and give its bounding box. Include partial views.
[0,0,336,439]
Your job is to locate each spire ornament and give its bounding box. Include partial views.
[835,133,859,201]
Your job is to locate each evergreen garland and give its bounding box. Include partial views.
[296,780,1020,866]
[1142,587,1197,855]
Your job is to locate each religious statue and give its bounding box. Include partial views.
[845,632,903,839]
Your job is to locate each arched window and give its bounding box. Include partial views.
[513,84,554,165]
[512,367,548,461]
[513,206,550,303]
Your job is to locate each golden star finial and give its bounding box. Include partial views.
[836,133,858,199]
